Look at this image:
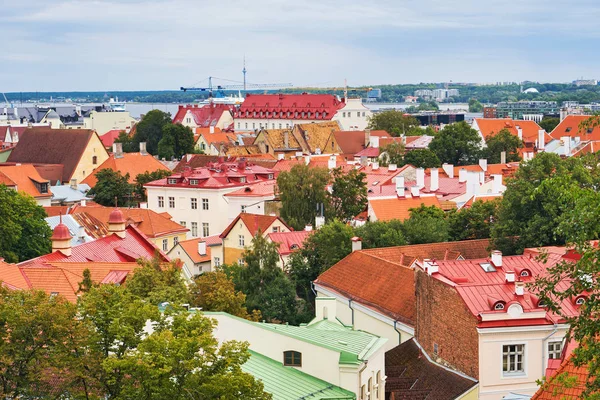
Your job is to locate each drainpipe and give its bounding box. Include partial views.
[394,320,403,346]
[349,299,355,328]
[541,324,559,376]
[358,361,368,399]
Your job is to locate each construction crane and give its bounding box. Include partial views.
[180,76,292,98]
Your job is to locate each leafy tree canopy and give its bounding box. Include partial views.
[88,169,134,207]
[468,98,484,112]
[131,110,172,155]
[134,169,172,201]
[326,167,367,222]
[379,142,404,167]
[448,199,499,241]
[429,121,483,166]
[483,129,523,164]
[367,110,420,137]
[539,116,560,133]
[401,205,449,244]
[157,123,195,160]
[404,149,441,168]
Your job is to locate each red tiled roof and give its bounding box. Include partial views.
[315,250,416,325]
[82,152,169,187]
[99,129,124,148]
[475,118,548,144]
[369,196,442,222]
[550,115,600,141]
[267,230,312,256]
[200,131,237,147]
[234,93,345,121]
[332,130,366,154]
[220,213,289,239]
[172,104,234,127]
[532,355,591,400]
[0,164,52,198]
[355,147,380,157]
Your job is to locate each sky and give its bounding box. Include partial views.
[1,0,599,92]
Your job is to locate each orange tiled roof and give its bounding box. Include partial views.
[369,196,441,222]
[200,131,237,147]
[0,170,16,186]
[176,238,217,264]
[550,115,600,141]
[81,152,169,187]
[0,164,52,198]
[315,250,416,324]
[531,355,591,400]
[220,213,289,238]
[475,118,548,144]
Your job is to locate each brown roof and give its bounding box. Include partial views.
[315,250,416,325]
[81,152,169,187]
[386,338,477,400]
[7,128,102,182]
[225,145,262,156]
[295,121,341,153]
[258,128,302,150]
[220,213,289,239]
[331,130,366,154]
[173,155,222,172]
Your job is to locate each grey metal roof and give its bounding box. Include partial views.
[45,215,94,246]
[50,184,90,203]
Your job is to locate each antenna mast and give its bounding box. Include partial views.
[243,56,247,94]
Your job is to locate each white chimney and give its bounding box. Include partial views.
[479,159,488,172]
[538,130,545,151]
[328,155,337,169]
[388,164,397,171]
[517,127,523,140]
[491,250,503,267]
[209,126,215,134]
[458,168,467,183]
[500,151,507,164]
[80,199,86,206]
[515,280,525,296]
[430,168,439,191]
[479,171,485,184]
[315,216,325,229]
[139,142,147,155]
[305,224,313,232]
[370,136,380,149]
[561,136,571,156]
[505,271,515,283]
[423,259,439,275]
[70,178,78,190]
[114,142,123,159]
[304,155,311,165]
[351,237,362,252]
[442,163,454,178]
[277,153,285,160]
[416,168,425,188]
[372,162,379,170]
[490,175,501,194]
[139,202,148,209]
[410,186,420,197]
[365,129,371,148]
[315,297,337,322]
[78,226,86,240]
[198,241,207,256]
[396,176,405,197]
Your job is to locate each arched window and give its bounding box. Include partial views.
[283,350,302,367]
[494,302,505,310]
[576,297,585,305]
[92,156,97,165]
[520,270,530,277]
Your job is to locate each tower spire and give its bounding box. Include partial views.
[243,56,247,94]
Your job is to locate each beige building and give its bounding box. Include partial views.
[167,235,223,280]
[83,110,136,136]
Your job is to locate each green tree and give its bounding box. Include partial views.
[539,116,560,133]
[114,131,137,153]
[288,220,354,305]
[367,110,419,136]
[77,268,95,294]
[468,98,484,112]
[354,220,406,248]
[157,123,195,160]
[0,184,51,262]
[276,164,330,230]
[448,199,499,241]
[132,110,172,155]
[406,101,439,113]
[125,256,189,305]
[483,129,523,163]
[379,142,404,166]
[189,270,260,321]
[87,169,134,207]
[429,121,483,166]
[134,169,172,201]
[403,149,441,168]
[327,167,367,222]
[402,205,449,244]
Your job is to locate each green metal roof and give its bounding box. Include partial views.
[243,351,355,400]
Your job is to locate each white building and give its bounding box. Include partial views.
[83,110,136,136]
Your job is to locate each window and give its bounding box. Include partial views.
[39,183,48,194]
[162,239,168,251]
[214,257,221,267]
[191,198,197,209]
[240,177,246,183]
[158,196,164,208]
[576,297,585,305]
[494,302,505,310]
[361,385,366,400]
[202,198,209,210]
[237,122,240,129]
[503,344,525,374]
[202,222,209,237]
[272,226,280,233]
[283,351,302,367]
[363,111,366,117]
[433,343,439,355]
[190,179,198,185]
[168,178,177,184]
[191,222,198,237]
[342,112,346,118]
[239,235,245,247]
[173,237,179,246]
[245,123,248,129]
[92,156,97,165]
[268,173,274,179]
[180,221,186,227]
[566,127,572,132]
[241,205,247,213]
[520,269,530,277]
[238,258,244,265]
[548,341,563,360]
[169,197,175,208]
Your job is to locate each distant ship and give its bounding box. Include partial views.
[197,92,244,106]
[108,97,126,111]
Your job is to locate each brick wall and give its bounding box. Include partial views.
[415,269,480,378]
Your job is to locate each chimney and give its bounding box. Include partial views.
[416,168,425,188]
[360,156,368,167]
[515,280,525,296]
[372,162,379,170]
[277,153,285,160]
[305,224,313,232]
[370,136,380,149]
[396,176,405,197]
[198,241,207,256]
[479,158,488,172]
[70,178,78,190]
[114,142,123,159]
[108,209,126,239]
[500,151,507,164]
[284,131,289,149]
[351,236,362,252]
[491,250,503,267]
[365,129,371,147]
[139,142,147,155]
[430,168,439,191]
[458,168,467,183]
[315,297,337,322]
[80,199,86,206]
[388,164,397,171]
[561,136,571,156]
[328,155,337,169]
[209,125,215,134]
[505,271,515,283]
[479,171,485,184]
[538,130,545,151]
[304,155,311,165]
[51,219,73,256]
[77,226,86,240]
[423,259,439,275]
[315,216,325,229]
[517,127,523,140]
[410,186,420,197]
[492,174,503,194]
[442,163,454,178]
[139,202,148,209]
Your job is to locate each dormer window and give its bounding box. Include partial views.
[268,174,274,180]
[520,270,530,277]
[190,179,198,185]
[479,262,496,272]
[39,183,48,194]
[537,300,546,308]
[290,244,299,250]
[575,297,586,305]
[239,177,246,183]
[566,127,572,132]
[283,350,302,367]
[167,178,177,185]
[494,302,505,311]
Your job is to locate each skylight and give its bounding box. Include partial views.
[479,262,497,272]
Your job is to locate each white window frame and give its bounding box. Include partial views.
[202,198,209,210]
[162,239,168,251]
[158,196,164,208]
[202,222,209,237]
[214,257,221,267]
[502,343,526,377]
[238,235,245,247]
[191,222,198,237]
[168,197,175,208]
[548,341,563,360]
[191,198,197,210]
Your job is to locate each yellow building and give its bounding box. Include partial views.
[219,213,291,265]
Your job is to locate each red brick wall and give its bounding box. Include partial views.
[415,269,480,378]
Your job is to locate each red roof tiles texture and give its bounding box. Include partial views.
[234,93,345,121]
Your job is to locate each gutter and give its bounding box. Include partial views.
[393,320,402,345]
[541,323,559,376]
[349,299,355,327]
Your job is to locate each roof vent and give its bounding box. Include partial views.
[505,271,515,283]
[423,259,439,275]
[479,262,496,273]
[515,280,525,296]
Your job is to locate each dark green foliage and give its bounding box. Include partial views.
[468,98,483,112]
[448,199,499,241]
[134,169,172,201]
[405,101,439,113]
[327,167,367,222]
[379,142,404,166]
[539,116,560,133]
[88,169,134,207]
[367,110,420,136]
[125,256,189,305]
[401,205,449,244]
[0,184,51,262]
[132,110,172,155]
[483,129,523,163]
[404,149,441,168]
[114,131,137,153]
[354,220,406,248]
[157,123,195,160]
[429,121,483,166]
